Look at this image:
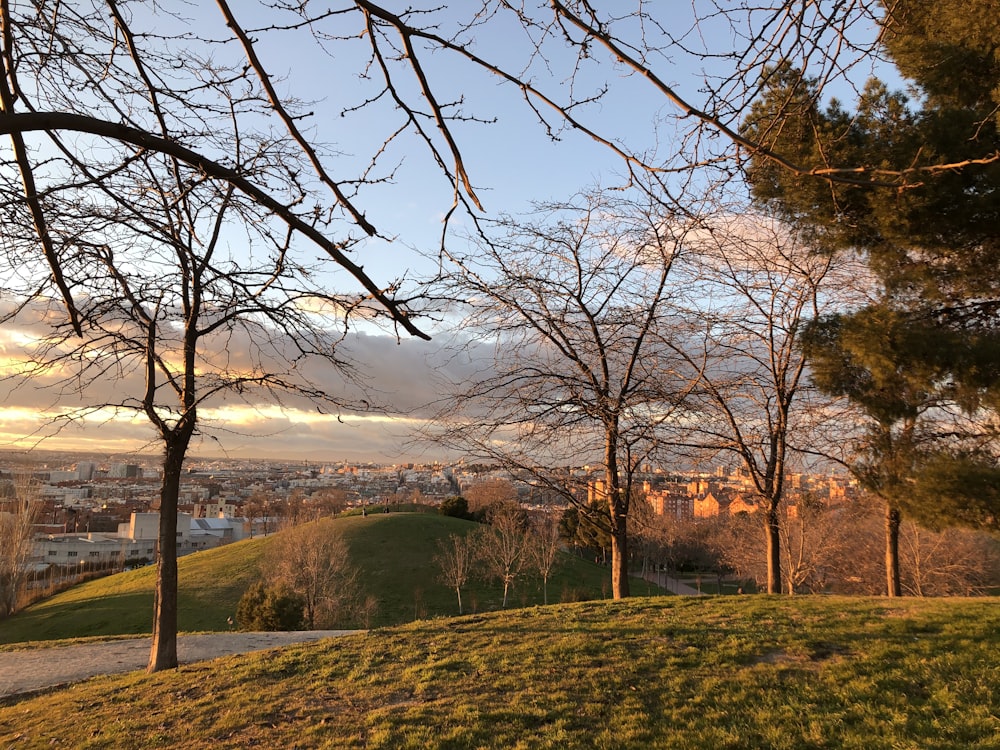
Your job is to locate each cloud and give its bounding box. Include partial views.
[0,404,452,463]
[334,331,492,416]
[0,296,489,462]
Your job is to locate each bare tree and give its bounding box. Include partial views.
[620,489,661,585]
[830,497,1000,596]
[779,493,868,595]
[434,532,477,615]
[2,156,381,671]
[705,490,1000,596]
[278,490,313,531]
[310,489,352,519]
[242,493,264,540]
[666,205,868,593]
[629,507,680,585]
[1,3,964,353]
[268,519,359,629]
[707,512,767,590]
[0,471,41,618]
[463,479,519,517]
[428,189,700,599]
[0,0,970,669]
[0,3,427,673]
[899,522,1000,597]
[477,503,529,609]
[530,510,563,606]
[0,4,431,339]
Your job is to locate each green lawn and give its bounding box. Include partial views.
[336,512,653,626]
[1,512,653,643]
[2,596,997,748]
[0,535,271,644]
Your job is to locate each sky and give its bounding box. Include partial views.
[0,2,893,465]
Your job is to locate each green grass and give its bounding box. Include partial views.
[1,512,652,643]
[2,596,998,748]
[0,536,271,644]
[336,513,646,626]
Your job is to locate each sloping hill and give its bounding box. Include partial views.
[334,512,630,626]
[1,512,641,643]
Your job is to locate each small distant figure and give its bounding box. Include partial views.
[227,615,234,630]
[736,587,744,595]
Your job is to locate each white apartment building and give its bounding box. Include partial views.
[32,511,247,567]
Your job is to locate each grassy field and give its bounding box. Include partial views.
[1,595,997,748]
[0,512,654,644]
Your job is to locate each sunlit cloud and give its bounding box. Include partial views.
[0,284,500,462]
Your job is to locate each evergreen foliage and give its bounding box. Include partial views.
[439,495,472,520]
[235,581,306,632]
[745,2,1000,315]
[559,503,612,562]
[745,1,1000,550]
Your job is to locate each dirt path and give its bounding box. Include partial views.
[0,631,356,699]
[641,572,706,596]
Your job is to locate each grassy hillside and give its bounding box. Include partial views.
[0,535,272,644]
[0,512,648,643]
[336,512,646,626]
[2,596,998,748]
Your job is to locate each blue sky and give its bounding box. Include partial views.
[0,2,895,464]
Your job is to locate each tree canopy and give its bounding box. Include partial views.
[745,0,1000,591]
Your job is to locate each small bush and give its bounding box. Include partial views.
[439,495,471,520]
[235,580,305,631]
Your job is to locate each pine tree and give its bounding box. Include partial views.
[744,0,1000,593]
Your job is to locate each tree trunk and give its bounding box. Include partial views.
[765,503,782,594]
[610,521,630,599]
[605,432,630,600]
[885,504,901,597]
[147,439,186,672]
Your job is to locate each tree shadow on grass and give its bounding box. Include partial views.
[0,592,154,644]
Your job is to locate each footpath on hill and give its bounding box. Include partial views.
[1,577,706,700]
[0,630,356,699]
[643,573,705,596]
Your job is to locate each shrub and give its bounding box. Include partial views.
[439,495,471,520]
[235,580,305,631]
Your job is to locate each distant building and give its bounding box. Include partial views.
[829,479,847,502]
[47,470,79,483]
[587,480,608,505]
[39,485,91,502]
[726,494,758,515]
[687,479,711,496]
[645,488,694,519]
[32,511,246,567]
[193,499,237,519]
[76,461,97,480]
[693,492,722,518]
[108,463,141,479]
